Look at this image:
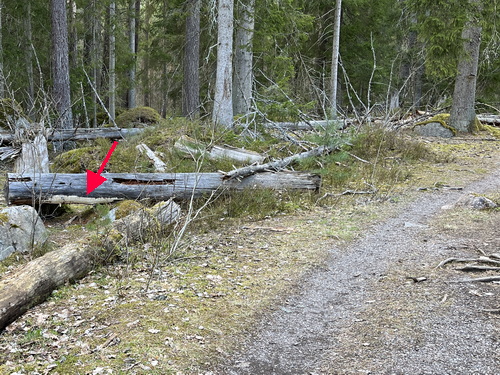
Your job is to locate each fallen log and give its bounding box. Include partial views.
[6,171,320,205]
[0,200,181,331]
[0,127,144,146]
[174,135,265,164]
[477,114,500,125]
[0,241,93,331]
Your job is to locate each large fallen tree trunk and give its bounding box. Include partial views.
[0,242,93,331]
[0,200,181,331]
[6,171,320,205]
[0,127,144,146]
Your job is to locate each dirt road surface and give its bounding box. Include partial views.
[219,165,499,375]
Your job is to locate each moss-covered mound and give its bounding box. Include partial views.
[115,107,161,128]
[0,98,26,130]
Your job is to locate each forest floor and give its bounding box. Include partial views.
[0,133,499,375]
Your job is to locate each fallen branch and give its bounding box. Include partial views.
[316,185,377,204]
[225,145,335,180]
[436,256,500,269]
[457,265,500,272]
[136,143,167,172]
[453,276,500,283]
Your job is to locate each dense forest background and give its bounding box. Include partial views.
[0,0,498,131]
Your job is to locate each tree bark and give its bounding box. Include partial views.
[213,0,234,128]
[24,0,35,118]
[449,0,482,133]
[108,1,116,122]
[0,242,93,331]
[6,171,321,205]
[232,0,255,116]
[127,0,137,109]
[0,0,4,99]
[51,0,73,130]
[0,128,144,145]
[329,0,342,119]
[183,0,201,119]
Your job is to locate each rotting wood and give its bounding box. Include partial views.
[6,171,320,205]
[136,143,167,172]
[0,127,144,145]
[225,145,335,180]
[0,241,93,331]
[174,135,265,164]
[0,201,181,331]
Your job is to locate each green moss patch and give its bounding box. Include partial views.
[115,106,162,128]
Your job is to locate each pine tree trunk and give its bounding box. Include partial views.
[183,0,200,119]
[127,0,137,109]
[449,0,482,133]
[108,1,116,122]
[51,0,73,130]
[213,0,234,128]
[232,0,254,116]
[329,0,342,119]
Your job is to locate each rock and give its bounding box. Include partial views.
[0,206,48,261]
[414,122,454,138]
[454,194,497,210]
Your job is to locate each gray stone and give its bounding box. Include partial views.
[414,122,454,138]
[0,206,48,261]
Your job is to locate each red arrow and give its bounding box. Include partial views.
[86,141,118,195]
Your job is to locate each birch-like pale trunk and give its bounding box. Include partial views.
[329,0,342,119]
[183,0,201,119]
[449,0,482,133]
[232,0,255,116]
[51,0,73,130]
[213,0,234,128]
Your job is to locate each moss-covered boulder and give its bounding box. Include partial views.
[0,98,26,130]
[115,106,161,128]
[414,114,456,138]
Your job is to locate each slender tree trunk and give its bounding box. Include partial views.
[68,0,78,69]
[0,0,5,100]
[232,0,255,116]
[213,0,234,128]
[449,0,482,133]
[109,1,116,122]
[51,0,73,130]
[183,0,201,119]
[24,1,35,117]
[127,0,137,109]
[143,0,152,107]
[329,0,342,119]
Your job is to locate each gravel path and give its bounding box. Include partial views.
[219,166,500,375]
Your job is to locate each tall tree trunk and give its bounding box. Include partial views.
[51,0,73,130]
[143,0,152,107]
[213,0,234,128]
[329,0,342,119]
[109,1,116,122]
[127,0,137,109]
[68,0,78,69]
[183,0,201,119]
[0,0,5,100]
[449,0,482,133]
[24,1,35,117]
[232,0,254,116]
